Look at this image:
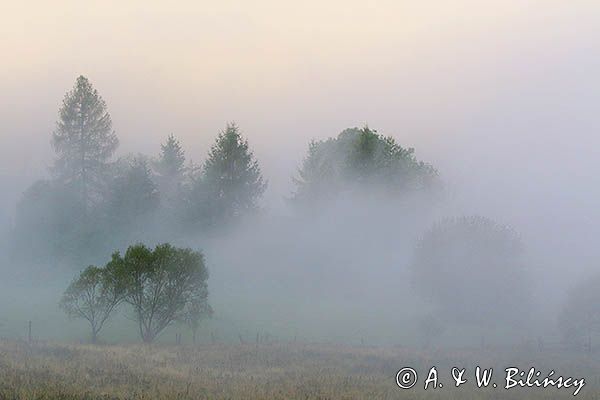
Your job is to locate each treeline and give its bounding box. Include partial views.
[8,76,598,350]
[10,76,438,266]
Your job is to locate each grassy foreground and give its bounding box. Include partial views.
[0,340,597,399]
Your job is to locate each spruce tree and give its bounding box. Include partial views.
[202,123,266,224]
[154,134,185,180]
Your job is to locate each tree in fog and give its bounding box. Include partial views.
[154,134,186,181]
[12,180,81,263]
[12,76,117,264]
[291,126,437,206]
[201,123,266,225]
[106,157,159,236]
[183,299,213,343]
[411,216,529,342]
[153,135,186,209]
[113,243,210,343]
[559,273,600,352]
[60,264,124,343]
[51,76,118,212]
[291,139,340,205]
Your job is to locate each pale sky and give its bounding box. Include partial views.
[1,1,600,230]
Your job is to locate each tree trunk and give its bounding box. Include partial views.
[143,330,155,344]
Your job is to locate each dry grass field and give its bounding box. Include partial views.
[0,340,597,399]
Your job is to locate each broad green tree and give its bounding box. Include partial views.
[60,264,125,343]
[113,243,210,343]
[51,76,118,212]
[202,123,266,225]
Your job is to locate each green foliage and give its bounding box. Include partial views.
[111,243,211,343]
[291,126,437,206]
[51,75,118,210]
[200,123,267,225]
[60,243,211,344]
[411,216,528,329]
[59,265,125,343]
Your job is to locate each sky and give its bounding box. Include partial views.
[1,0,600,247]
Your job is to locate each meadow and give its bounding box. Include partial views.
[0,339,596,399]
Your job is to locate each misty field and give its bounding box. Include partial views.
[0,340,597,400]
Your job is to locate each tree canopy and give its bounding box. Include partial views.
[59,264,125,343]
[291,126,437,206]
[111,243,210,343]
[60,243,211,343]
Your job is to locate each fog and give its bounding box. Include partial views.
[1,1,599,349]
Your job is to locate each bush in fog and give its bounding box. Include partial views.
[60,264,125,343]
[291,126,437,207]
[411,216,529,341]
[111,243,211,343]
[559,273,600,352]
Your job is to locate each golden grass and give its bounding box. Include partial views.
[0,340,596,399]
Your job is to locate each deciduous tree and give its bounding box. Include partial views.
[114,243,210,343]
[60,264,124,343]
[291,126,437,206]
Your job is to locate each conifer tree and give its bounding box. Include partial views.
[51,76,118,212]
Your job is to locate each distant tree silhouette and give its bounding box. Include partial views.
[291,126,437,207]
[200,123,266,226]
[411,216,529,340]
[51,76,118,213]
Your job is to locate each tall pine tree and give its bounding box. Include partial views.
[51,76,118,212]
